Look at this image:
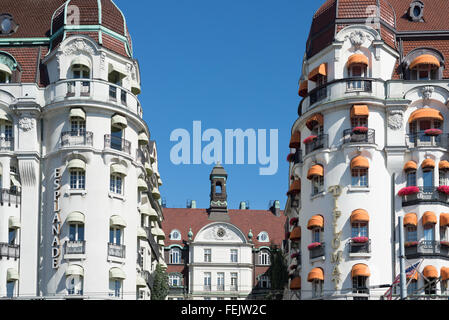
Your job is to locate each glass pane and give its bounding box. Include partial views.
[69,225,77,241]
[423,170,434,189]
[78,225,85,241]
[424,227,435,241]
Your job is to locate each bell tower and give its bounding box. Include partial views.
[208,163,229,221]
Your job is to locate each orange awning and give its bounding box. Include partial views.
[422,158,435,169]
[422,211,437,226]
[307,215,324,230]
[308,63,327,81]
[290,277,301,290]
[287,179,301,195]
[350,104,369,118]
[403,161,417,172]
[307,164,323,180]
[409,54,440,70]
[404,213,418,226]
[350,209,370,223]
[409,108,444,123]
[307,268,324,282]
[351,155,369,170]
[289,226,301,241]
[440,213,449,227]
[298,80,308,97]
[440,161,449,170]
[441,267,449,281]
[351,264,371,278]
[289,131,301,149]
[348,54,369,66]
[407,271,418,281]
[423,265,438,279]
[305,113,323,130]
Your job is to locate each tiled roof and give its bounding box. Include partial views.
[162,208,285,249]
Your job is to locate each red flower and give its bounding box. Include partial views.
[398,186,420,196]
[352,236,369,243]
[405,241,418,247]
[438,186,449,194]
[307,242,321,250]
[303,136,317,144]
[424,128,442,136]
[440,241,449,247]
[352,126,368,134]
[290,252,299,259]
[289,217,299,226]
[287,153,295,162]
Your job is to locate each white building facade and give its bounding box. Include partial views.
[284,0,449,300]
[0,0,166,300]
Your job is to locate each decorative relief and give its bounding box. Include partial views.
[421,86,434,100]
[100,52,106,70]
[62,39,96,56]
[210,200,227,207]
[348,31,366,48]
[388,110,404,130]
[19,117,35,132]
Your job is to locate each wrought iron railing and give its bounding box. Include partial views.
[349,239,371,254]
[405,240,449,259]
[346,79,372,92]
[61,131,93,148]
[0,189,21,207]
[0,137,14,151]
[104,134,131,155]
[65,240,86,255]
[108,243,126,258]
[406,132,449,149]
[402,187,449,207]
[293,149,302,165]
[0,243,20,259]
[309,243,325,260]
[343,129,375,145]
[309,86,327,105]
[304,134,329,156]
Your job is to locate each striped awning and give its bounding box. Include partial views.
[307,268,324,282]
[350,105,369,118]
[350,209,369,223]
[305,113,323,130]
[350,155,369,170]
[403,161,417,172]
[289,226,301,241]
[138,132,149,145]
[298,80,308,97]
[69,108,86,120]
[110,215,127,228]
[109,267,126,280]
[290,277,301,290]
[308,63,327,81]
[8,216,21,229]
[422,158,435,169]
[66,211,85,224]
[67,159,86,171]
[409,54,440,69]
[409,108,443,123]
[140,204,158,221]
[137,178,148,191]
[404,213,418,226]
[348,54,369,66]
[66,265,84,277]
[307,164,323,180]
[7,268,19,281]
[111,114,128,129]
[137,227,147,239]
[136,275,146,287]
[351,264,370,278]
[111,163,127,176]
[422,211,437,226]
[423,265,438,279]
[289,131,301,149]
[440,213,449,227]
[307,215,324,230]
[287,179,301,196]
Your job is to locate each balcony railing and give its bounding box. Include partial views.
[108,243,126,258]
[309,243,325,260]
[406,132,449,149]
[405,240,449,259]
[104,134,131,155]
[0,137,14,151]
[349,239,371,254]
[304,134,329,156]
[402,187,449,207]
[0,243,20,259]
[309,86,328,105]
[0,189,21,207]
[61,131,93,148]
[65,240,86,255]
[346,79,372,93]
[343,129,375,145]
[203,285,211,292]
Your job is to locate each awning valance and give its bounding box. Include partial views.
[440,213,449,227]
[65,265,84,277]
[7,268,19,281]
[70,56,92,69]
[348,54,369,66]
[111,114,128,129]
[109,267,126,280]
[422,158,435,169]
[151,225,165,240]
[409,108,443,123]
[140,204,158,221]
[305,113,323,130]
[152,187,161,200]
[422,211,437,226]
[287,180,301,195]
[404,161,417,172]
[307,165,323,180]
[440,161,449,170]
[289,226,301,241]
[10,175,21,188]
[350,209,369,223]
[308,63,327,81]
[307,215,324,230]
[423,265,438,279]
[111,163,127,176]
[404,213,418,226]
[66,211,85,224]
[409,54,440,70]
[290,277,301,290]
[8,216,21,229]
[137,178,148,191]
[145,163,153,175]
[67,159,86,171]
[350,156,369,170]
[307,268,324,282]
[136,275,146,287]
[298,80,308,97]
[69,108,86,120]
[350,105,369,118]
[137,227,147,239]
[441,267,449,281]
[0,109,12,123]
[289,131,301,149]
[138,132,149,146]
[351,264,371,278]
[110,215,127,228]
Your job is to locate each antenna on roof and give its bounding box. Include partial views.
[161,198,167,208]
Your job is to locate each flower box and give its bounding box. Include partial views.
[352,126,368,134]
[440,241,449,247]
[307,242,322,250]
[424,128,442,136]
[398,186,420,196]
[289,217,299,226]
[405,241,418,247]
[351,236,369,243]
[438,186,449,194]
[303,136,317,144]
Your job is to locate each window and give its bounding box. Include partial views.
[352,168,368,187]
[408,279,418,296]
[6,281,15,298]
[312,280,323,298]
[110,174,123,194]
[169,248,181,264]
[204,248,211,262]
[72,64,90,79]
[109,227,123,245]
[4,124,12,141]
[311,175,324,196]
[203,272,211,291]
[352,276,369,298]
[258,250,271,265]
[217,272,224,291]
[230,249,238,263]
[169,274,182,287]
[8,228,16,245]
[440,226,448,241]
[0,71,10,83]
[170,230,181,241]
[67,276,83,295]
[406,171,417,187]
[70,169,85,190]
[230,273,238,291]
[424,225,435,241]
[258,232,269,242]
[71,119,86,134]
[422,169,434,193]
[69,224,85,242]
[351,116,367,129]
[440,170,449,186]
[351,222,368,238]
[109,279,122,298]
[311,227,322,243]
[442,280,449,295]
[259,275,271,289]
[425,278,437,295]
[406,226,418,242]
[348,64,367,91]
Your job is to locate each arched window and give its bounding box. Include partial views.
[258,250,271,265]
[215,182,222,194]
[169,247,181,264]
[347,54,368,91]
[258,231,269,242]
[351,156,369,187]
[169,273,183,287]
[110,164,127,195]
[67,159,86,190]
[170,229,181,241]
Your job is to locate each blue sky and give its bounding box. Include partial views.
[115,0,323,210]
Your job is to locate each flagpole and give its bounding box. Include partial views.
[398,216,407,300]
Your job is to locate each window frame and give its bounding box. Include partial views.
[169,247,181,264]
[70,169,86,190]
[351,168,368,187]
[110,173,123,195]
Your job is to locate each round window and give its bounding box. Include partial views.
[1,18,11,33]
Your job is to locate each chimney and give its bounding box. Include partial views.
[239,201,246,210]
[187,200,197,208]
[270,200,280,216]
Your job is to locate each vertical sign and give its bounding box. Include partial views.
[328,185,343,291]
[52,168,62,269]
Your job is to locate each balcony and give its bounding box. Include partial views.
[61,131,93,148]
[0,137,14,151]
[104,134,131,155]
[405,240,449,259]
[144,227,161,261]
[406,132,449,149]
[108,243,126,258]
[65,241,86,255]
[343,129,375,145]
[401,187,449,207]
[309,243,325,260]
[0,243,20,259]
[304,134,329,156]
[346,79,372,93]
[349,239,371,256]
[293,149,302,165]
[0,189,21,207]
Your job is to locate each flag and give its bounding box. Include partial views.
[383,261,421,300]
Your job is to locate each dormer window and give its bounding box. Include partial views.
[0,14,18,35]
[409,1,424,22]
[0,70,10,83]
[407,53,441,80]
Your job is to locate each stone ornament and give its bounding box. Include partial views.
[421,86,434,100]
[63,39,96,56]
[388,110,404,130]
[19,117,35,132]
[349,31,366,48]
